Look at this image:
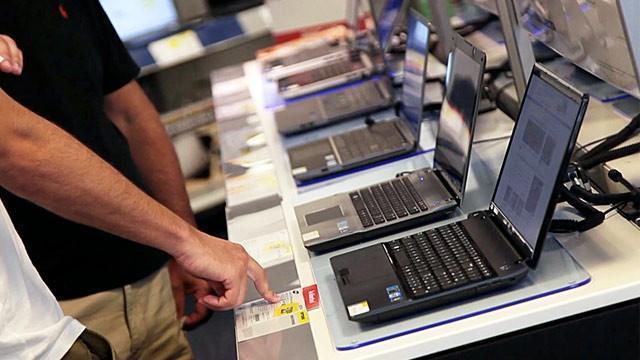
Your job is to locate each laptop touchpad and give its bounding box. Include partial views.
[305,206,343,226]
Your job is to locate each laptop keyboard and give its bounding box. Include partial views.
[312,59,362,82]
[349,177,429,227]
[280,58,362,90]
[322,81,389,119]
[333,121,406,163]
[386,223,494,298]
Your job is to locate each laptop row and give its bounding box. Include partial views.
[261,4,590,324]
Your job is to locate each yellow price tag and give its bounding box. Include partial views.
[274,302,300,317]
[296,310,309,324]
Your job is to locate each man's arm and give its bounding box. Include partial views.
[103,81,217,328]
[104,81,195,225]
[0,88,278,309]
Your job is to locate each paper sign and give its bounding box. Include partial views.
[236,288,309,342]
[240,229,292,267]
[148,30,205,67]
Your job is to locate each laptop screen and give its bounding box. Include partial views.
[433,45,483,197]
[100,0,179,42]
[493,70,583,253]
[401,11,430,139]
[372,0,405,52]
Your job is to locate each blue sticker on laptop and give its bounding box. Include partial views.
[386,285,403,302]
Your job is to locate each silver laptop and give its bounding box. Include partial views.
[295,33,487,251]
[273,0,410,135]
[286,9,430,183]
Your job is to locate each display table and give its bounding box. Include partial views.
[211,57,640,359]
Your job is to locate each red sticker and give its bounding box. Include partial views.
[59,4,69,19]
[303,284,320,310]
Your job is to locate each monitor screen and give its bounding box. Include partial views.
[372,0,405,51]
[493,71,582,251]
[433,46,483,196]
[519,0,640,98]
[99,0,179,42]
[401,12,429,139]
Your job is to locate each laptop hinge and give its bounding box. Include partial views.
[486,204,532,263]
[432,169,461,204]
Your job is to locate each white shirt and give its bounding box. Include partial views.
[0,199,85,360]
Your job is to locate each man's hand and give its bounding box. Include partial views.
[168,259,213,330]
[173,230,279,311]
[0,35,23,75]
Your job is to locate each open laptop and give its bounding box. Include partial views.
[273,1,408,135]
[295,34,487,252]
[272,1,411,99]
[265,0,405,76]
[286,10,430,183]
[330,64,589,323]
[370,0,410,54]
[274,77,394,136]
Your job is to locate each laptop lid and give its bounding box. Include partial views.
[489,64,589,267]
[433,34,486,201]
[100,0,180,44]
[399,9,430,143]
[369,0,408,53]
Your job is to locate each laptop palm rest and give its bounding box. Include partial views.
[332,245,403,314]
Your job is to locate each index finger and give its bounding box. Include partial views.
[247,257,279,303]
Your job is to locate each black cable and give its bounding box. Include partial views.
[578,141,640,170]
[577,112,640,162]
[569,184,637,205]
[579,134,612,150]
[603,201,628,216]
[550,186,605,233]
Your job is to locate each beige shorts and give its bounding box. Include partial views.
[59,264,192,360]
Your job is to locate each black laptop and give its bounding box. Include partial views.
[295,33,487,252]
[330,64,589,323]
[287,10,430,183]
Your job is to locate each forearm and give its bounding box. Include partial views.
[0,89,195,256]
[105,81,195,225]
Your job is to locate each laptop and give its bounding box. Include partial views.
[274,77,394,135]
[330,64,589,323]
[265,0,405,76]
[370,0,410,54]
[295,34,487,252]
[273,1,408,135]
[286,10,430,183]
[272,1,411,99]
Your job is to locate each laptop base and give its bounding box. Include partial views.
[311,236,590,349]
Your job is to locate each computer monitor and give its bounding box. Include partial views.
[99,0,180,42]
[433,37,485,197]
[401,10,431,139]
[369,0,407,52]
[518,0,640,98]
[493,65,587,260]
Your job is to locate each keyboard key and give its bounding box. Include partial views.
[381,183,408,217]
[359,189,385,225]
[392,179,420,214]
[370,185,397,221]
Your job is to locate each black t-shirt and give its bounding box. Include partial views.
[0,0,169,299]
